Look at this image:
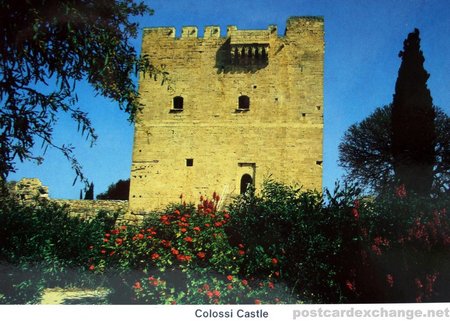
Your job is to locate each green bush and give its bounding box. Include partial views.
[0,192,114,303]
[228,180,450,303]
[88,194,297,304]
[228,180,363,303]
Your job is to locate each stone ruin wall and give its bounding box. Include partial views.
[12,178,128,221]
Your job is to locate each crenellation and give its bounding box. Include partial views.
[181,26,198,38]
[143,27,175,38]
[130,17,324,214]
[204,26,221,39]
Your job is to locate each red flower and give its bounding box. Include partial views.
[120,225,127,230]
[386,274,394,287]
[151,253,160,260]
[171,301,177,305]
[103,238,109,243]
[174,209,180,215]
[415,278,423,288]
[227,284,233,290]
[214,222,222,227]
[111,229,119,235]
[395,184,407,198]
[254,299,261,304]
[227,275,233,281]
[161,240,171,248]
[274,271,280,277]
[238,250,245,256]
[205,223,210,227]
[224,213,230,220]
[352,208,359,220]
[238,244,245,249]
[115,238,123,246]
[203,284,210,291]
[109,251,115,256]
[133,281,141,289]
[206,291,213,299]
[197,251,206,259]
[346,280,356,292]
[268,282,275,289]
[105,233,111,238]
[137,233,144,239]
[171,248,179,255]
[88,245,94,250]
[100,249,106,254]
[193,226,201,232]
[180,228,187,233]
[88,265,95,271]
[242,279,248,286]
[213,290,220,297]
[183,236,193,242]
[177,254,191,262]
[271,258,278,265]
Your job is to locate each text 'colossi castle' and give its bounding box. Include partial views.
[129,17,324,213]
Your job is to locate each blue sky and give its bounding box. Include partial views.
[9,0,450,199]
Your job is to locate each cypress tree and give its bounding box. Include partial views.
[392,29,436,195]
[84,182,94,200]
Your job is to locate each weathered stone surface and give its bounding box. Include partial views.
[53,199,128,220]
[129,17,324,214]
[13,178,128,221]
[13,178,49,200]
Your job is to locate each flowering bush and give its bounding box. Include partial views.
[229,180,450,303]
[350,188,450,302]
[88,193,297,304]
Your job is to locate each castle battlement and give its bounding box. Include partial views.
[142,16,323,40]
[130,17,324,215]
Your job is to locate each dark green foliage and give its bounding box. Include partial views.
[0,192,116,303]
[339,105,450,194]
[228,180,363,303]
[392,29,436,195]
[0,0,157,183]
[229,180,450,303]
[97,179,130,200]
[339,105,394,192]
[84,182,94,200]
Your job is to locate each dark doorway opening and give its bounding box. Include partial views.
[240,174,253,194]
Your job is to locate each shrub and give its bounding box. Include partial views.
[89,194,297,304]
[0,192,113,303]
[228,179,450,303]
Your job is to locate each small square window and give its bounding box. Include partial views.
[186,159,194,167]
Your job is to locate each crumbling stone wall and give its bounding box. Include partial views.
[130,16,324,215]
[13,178,128,221]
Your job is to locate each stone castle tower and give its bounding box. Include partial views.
[129,17,324,213]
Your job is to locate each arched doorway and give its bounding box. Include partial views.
[240,174,253,194]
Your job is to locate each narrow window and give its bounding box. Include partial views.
[173,96,184,110]
[240,174,253,194]
[238,95,250,110]
[186,159,193,167]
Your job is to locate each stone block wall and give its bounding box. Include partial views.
[129,16,324,215]
[12,178,128,221]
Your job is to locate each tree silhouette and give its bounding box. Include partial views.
[0,1,161,184]
[97,179,130,200]
[339,105,449,193]
[392,29,436,195]
[84,182,94,200]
